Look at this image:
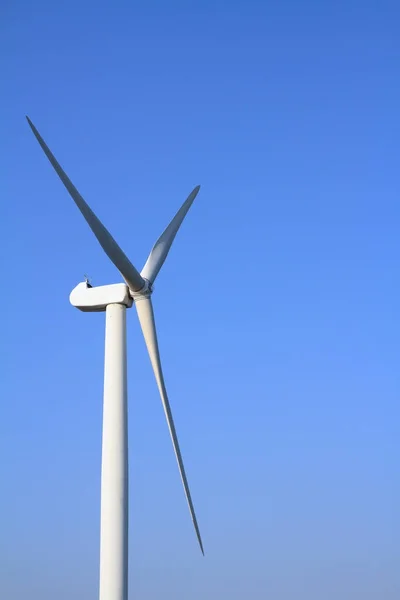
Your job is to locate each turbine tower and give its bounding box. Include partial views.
[27,117,203,600]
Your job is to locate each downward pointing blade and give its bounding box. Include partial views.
[26,117,144,293]
[135,296,204,554]
[141,185,200,284]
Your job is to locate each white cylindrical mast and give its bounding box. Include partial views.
[99,303,129,600]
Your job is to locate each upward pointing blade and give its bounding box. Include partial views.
[135,296,204,554]
[26,117,144,293]
[141,185,200,284]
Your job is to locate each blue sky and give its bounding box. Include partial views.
[1,1,399,598]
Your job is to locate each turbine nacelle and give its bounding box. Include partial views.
[69,278,154,312]
[70,281,133,312]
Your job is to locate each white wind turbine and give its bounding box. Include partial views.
[27,117,204,600]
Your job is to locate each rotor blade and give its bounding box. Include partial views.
[140,185,200,284]
[135,296,204,554]
[26,116,144,293]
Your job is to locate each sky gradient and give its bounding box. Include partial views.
[1,1,399,598]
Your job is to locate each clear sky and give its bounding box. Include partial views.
[1,1,399,598]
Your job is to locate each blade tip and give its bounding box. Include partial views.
[190,184,201,200]
[26,116,36,132]
[198,536,205,555]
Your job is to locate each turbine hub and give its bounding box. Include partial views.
[130,278,153,302]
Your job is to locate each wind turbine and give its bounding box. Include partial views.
[26,117,204,600]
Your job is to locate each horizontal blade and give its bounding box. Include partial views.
[26,116,144,293]
[141,185,200,284]
[135,296,204,554]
